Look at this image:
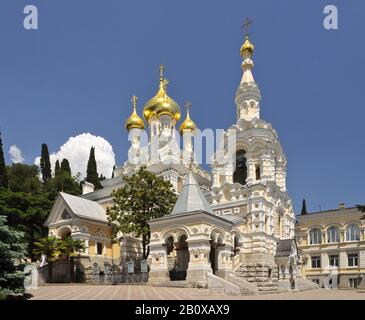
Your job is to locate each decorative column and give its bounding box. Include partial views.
[246,159,255,183]
[215,244,233,279]
[186,240,212,287]
[148,243,170,285]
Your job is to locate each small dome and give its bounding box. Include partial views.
[143,66,181,123]
[179,103,197,135]
[125,96,145,131]
[240,36,254,57]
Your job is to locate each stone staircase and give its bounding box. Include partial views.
[207,272,259,295]
[234,263,279,292]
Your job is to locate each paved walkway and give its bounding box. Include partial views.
[28,285,365,300]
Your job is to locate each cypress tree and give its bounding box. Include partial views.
[60,159,71,176]
[86,147,101,189]
[301,199,308,215]
[111,165,115,178]
[0,132,8,189]
[54,160,61,176]
[40,144,52,183]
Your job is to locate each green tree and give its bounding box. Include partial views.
[357,205,365,213]
[0,132,8,189]
[0,215,27,300]
[106,167,177,259]
[48,171,81,195]
[59,237,85,282]
[33,237,61,283]
[111,165,116,179]
[86,147,101,189]
[40,144,52,184]
[7,164,41,194]
[54,160,61,176]
[60,159,71,176]
[0,188,52,260]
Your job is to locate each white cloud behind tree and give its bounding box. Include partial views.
[34,133,116,179]
[9,145,25,163]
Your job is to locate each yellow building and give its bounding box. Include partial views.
[44,191,122,281]
[296,205,365,289]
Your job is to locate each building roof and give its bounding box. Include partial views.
[171,172,213,215]
[297,206,362,221]
[60,192,108,223]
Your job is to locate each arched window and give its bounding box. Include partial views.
[309,228,322,244]
[327,226,340,243]
[233,150,247,185]
[346,224,360,241]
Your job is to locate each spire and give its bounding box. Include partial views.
[171,172,213,215]
[301,199,308,215]
[235,18,261,121]
[240,18,255,84]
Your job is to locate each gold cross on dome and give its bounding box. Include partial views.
[131,95,138,109]
[159,64,165,78]
[242,17,253,37]
[185,101,192,112]
[162,78,169,90]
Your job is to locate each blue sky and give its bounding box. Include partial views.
[0,0,364,213]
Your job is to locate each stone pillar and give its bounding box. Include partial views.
[84,239,89,255]
[246,159,255,183]
[148,243,170,285]
[215,244,233,279]
[212,169,219,188]
[186,241,212,287]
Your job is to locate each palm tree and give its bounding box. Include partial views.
[59,237,85,282]
[33,237,61,283]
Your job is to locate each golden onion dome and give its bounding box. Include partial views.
[179,102,197,135]
[143,65,181,123]
[125,95,145,131]
[240,36,254,57]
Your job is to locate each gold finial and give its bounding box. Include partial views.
[185,101,192,116]
[162,78,169,90]
[240,18,254,57]
[159,64,165,79]
[131,95,138,111]
[125,94,144,131]
[179,101,197,135]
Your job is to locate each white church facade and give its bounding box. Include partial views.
[44,33,317,292]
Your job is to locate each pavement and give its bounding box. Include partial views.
[27,285,365,300]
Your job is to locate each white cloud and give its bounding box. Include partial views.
[35,133,116,179]
[9,145,24,163]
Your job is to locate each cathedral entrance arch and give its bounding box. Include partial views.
[233,149,247,185]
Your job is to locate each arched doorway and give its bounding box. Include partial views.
[233,150,247,185]
[169,235,189,281]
